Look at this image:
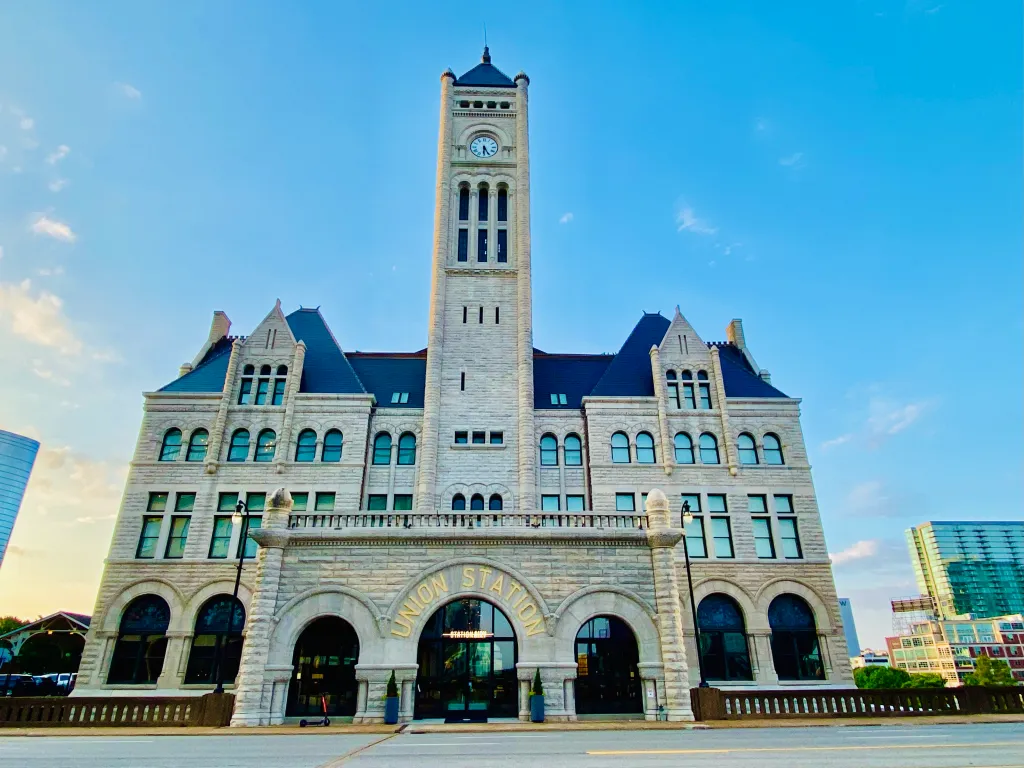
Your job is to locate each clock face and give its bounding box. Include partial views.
[470,136,498,158]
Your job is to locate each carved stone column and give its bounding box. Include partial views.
[645,488,694,720]
[230,488,291,726]
[205,339,242,474]
[708,346,738,476]
[274,341,306,473]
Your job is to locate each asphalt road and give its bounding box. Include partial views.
[1,723,1023,768]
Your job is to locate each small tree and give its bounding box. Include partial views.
[530,668,543,697]
[386,670,399,698]
[0,617,29,636]
[905,672,946,688]
[963,656,1016,687]
[854,665,911,689]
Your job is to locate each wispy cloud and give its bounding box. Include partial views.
[117,82,142,99]
[37,266,65,277]
[867,397,934,441]
[830,539,880,566]
[559,212,574,224]
[821,433,854,450]
[19,117,34,130]
[925,4,944,13]
[676,205,717,235]
[45,145,70,165]
[31,361,72,387]
[779,151,805,167]
[0,279,83,355]
[48,179,69,193]
[31,214,76,242]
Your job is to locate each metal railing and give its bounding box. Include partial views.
[288,512,649,530]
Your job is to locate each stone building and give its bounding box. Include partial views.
[75,49,853,723]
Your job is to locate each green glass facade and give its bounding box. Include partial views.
[907,521,1024,620]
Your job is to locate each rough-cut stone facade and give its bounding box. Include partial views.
[75,50,852,723]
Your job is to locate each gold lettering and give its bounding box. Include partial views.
[462,566,476,588]
[408,592,423,611]
[417,583,434,604]
[512,591,528,609]
[398,599,423,627]
[430,573,449,597]
[478,566,493,590]
[524,616,545,637]
[391,615,413,637]
[506,581,522,602]
[489,574,504,595]
[518,602,537,621]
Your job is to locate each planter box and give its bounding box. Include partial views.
[530,694,544,723]
[383,697,400,725]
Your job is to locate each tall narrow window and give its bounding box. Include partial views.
[239,365,254,405]
[254,429,276,462]
[497,229,507,262]
[497,188,507,221]
[159,429,182,462]
[478,185,488,221]
[477,229,487,261]
[683,383,696,409]
[697,370,712,409]
[272,378,286,405]
[635,432,655,463]
[763,434,785,465]
[457,229,468,261]
[397,432,416,465]
[495,306,500,323]
[681,494,706,557]
[540,434,558,466]
[372,433,392,465]
[254,378,269,405]
[322,429,343,462]
[611,432,630,463]
[136,516,162,559]
[209,516,233,559]
[295,429,317,462]
[460,372,466,391]
[186,429,209,462]
[458,187,469,221]
[164,515,191,559]
[564,434,582,466]
[227,429,250,462]
[699,433,720,464]
[479,306,484,323]
[708,494,732,557]
[463,306,468,323]
[666,370,680,409]
[738,433,758,465]
[674,433,695,464]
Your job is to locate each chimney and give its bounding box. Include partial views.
[178,363,194,378]
[726,319,746,349]
[209,311,231,343]
[759,370,772,384]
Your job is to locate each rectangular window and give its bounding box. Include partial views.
[455,431,468,444]
[271,378,286,405]
[460,372,466,391]
[681,493,702,517]
[498,190,508,221]
[136,516,162,559]
[747,495,768,514]
[667,382,680,409]
[779,518,803,558]
[164,516,191,559]
[683,383,696,408]
[774,495,794,514]
[699,383,712,409]
[566,495,585,512]
[174,492,196,514]
[752,517,776,559]
[246,492,266,514]
[367,494,387,511]
[238,379,252,405]
[457,229,469,261]
[684,516,707,558]
[495,306,500,324]
[489,431,503,445]
[707,494,727,514]
[711,517,734,558]
[148,492,168,513]
[479,190,488,221]
[541,495,560,512]
[477,229,487,261]
[497,229,508,262]
[254,379,269,405]
[550,394,558,405]
[472,431,486,444]
[393,494,413,511]
[615,493,636,512]
[315,492,335,512]
[391,392,400,404]
[218,492,239,513]
[237,516,262,559]
[209,516,233,558]
[291,492,308,512]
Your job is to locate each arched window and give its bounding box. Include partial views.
[666,370,677,380]
[295,429,317,462]
[322,429,343,462]
[738,433,758,465]
[564,434,582,466]
[680,370,693,380]
[478,184,489,221]
[372,433,392,465]
[458,186,470,221]
[488,494,503,511]
[635,432,655,463]
[254,429,276,462]
[276,365,288,376]
[227,429,250,462]
[159,429,182,461]
[674,432,694,464]
[183,429,208,462]
[540,434,558,466]
[183,596,246,684]
[697,594,753,681]
[666,370,680,408]
[452,494,466,511]
[239,366,255,405]
[497,187,508,221]
[260,364,271,376]
[470,494,485,511]
[697,370,709,380]
[611,432,630,463]
[107,595,170,684]
[397,432,417,465]
[243,364,255,376]
[763,433,784,465]
[699,433,720,464]
[769,595,824,681]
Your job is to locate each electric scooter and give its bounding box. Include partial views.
[299,694,330,727]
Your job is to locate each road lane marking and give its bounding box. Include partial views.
[588,741,1023,755]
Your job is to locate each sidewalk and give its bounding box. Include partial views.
[2,713,1022,736]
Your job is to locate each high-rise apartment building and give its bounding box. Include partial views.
[0,430,41,569]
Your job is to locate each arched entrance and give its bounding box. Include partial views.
[286,617,360,718]
[574,615,642,714]
[768,594,825,681]
[697,594,753,682]
[415,598,518,721]
[107,595,170,684]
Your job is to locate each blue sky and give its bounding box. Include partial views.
[0,1,1020,648]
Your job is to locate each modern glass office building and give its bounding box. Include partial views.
[907,521,1024,620]
[0,430,41,569]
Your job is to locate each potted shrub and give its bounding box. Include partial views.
[529,668,544,723]
[384,670,400,724]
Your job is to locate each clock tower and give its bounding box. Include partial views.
[416,48,536,513]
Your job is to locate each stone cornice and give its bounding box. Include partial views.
[259,527,650,548]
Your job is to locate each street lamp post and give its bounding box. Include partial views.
[213,500,250,694]
[681,500,708,688]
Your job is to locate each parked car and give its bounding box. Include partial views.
[0,673,38,697]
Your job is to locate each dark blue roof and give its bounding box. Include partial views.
[533,352,613,409]
[590,313,671,397]
[348,354,426,408]
[456,48,516,88]
[158,336,233,393]
[714,342,788,398]
[286,309,366,394]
